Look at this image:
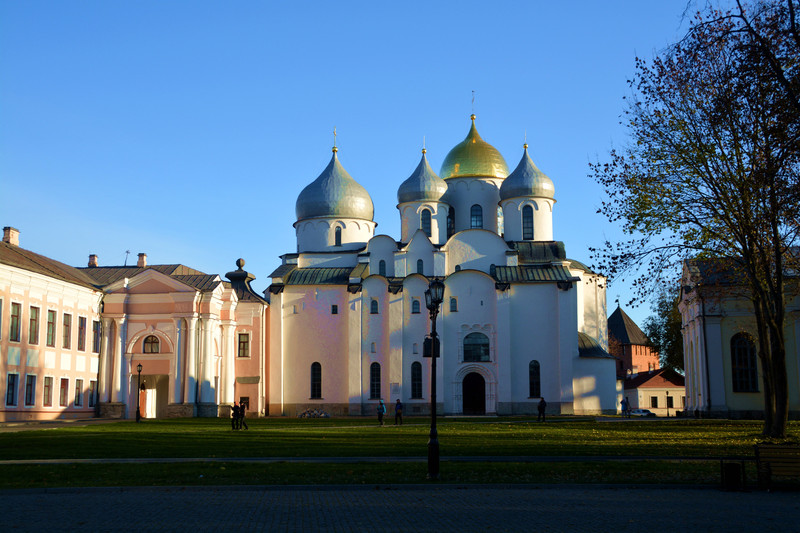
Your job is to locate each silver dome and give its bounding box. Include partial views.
[397,151,448,204]
[499,145,555,201]
[296,150,374,222]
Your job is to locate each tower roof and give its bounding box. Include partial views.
[295,149,374,222]
[397,150,448,204]
[608,306,649,346]
[500,145,555,200]
[439,115,509,180]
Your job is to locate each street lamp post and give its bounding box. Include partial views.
[665,390,670,418]
[136,363,143,422]
[424,278,445,480]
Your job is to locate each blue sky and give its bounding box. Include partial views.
[1,1,704,326]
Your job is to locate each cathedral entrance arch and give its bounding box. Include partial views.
[462,372,486,415]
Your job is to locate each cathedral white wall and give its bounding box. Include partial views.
[572,356,618,414]
[444,178,502,234]
[443,230,509,273]
[295,217,376,253]
[297,253,359,269]
[366,235,398,277]
[574,271,608,349]
[361,277,391,406]
[400,232,436,277]
[398,203,449,245]
[500,198,554,241]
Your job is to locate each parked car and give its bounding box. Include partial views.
[629,409,656,417]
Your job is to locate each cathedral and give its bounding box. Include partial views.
[267,115,616,416]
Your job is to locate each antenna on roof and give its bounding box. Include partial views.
[471,90,475,114]
[124,250,130,266]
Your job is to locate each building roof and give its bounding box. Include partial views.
[499,145,555,201]
[0,241,99,289]
[578,332,615,359]
[439,115,509,180]
[492,264,576,283]
[623,368,685,390]
[397,150,448,204]
[295,149,374,222]
[507,241,567,263]
[607,306,649,346]
[282,267,354,285]
[224,259,268,303]
[77,264,208,287]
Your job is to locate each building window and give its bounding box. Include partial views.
[411,362,423,399]
[449,297,458,312]
[470,204,483,229]
[92,321,101,353]
[77,317,87,351]
[46,310,56,347]
[43,377,53,407]
[447,207,455,239]
[88,380,97,407]
[331,304,338,315]
[310,362,322,399]
[667,395,674,409]
[59,378,69,407]
[370,299,379,314]
[29,306,40,345]
[143,335,159,354]
[529,360,541,398]
[416,259,424,275]
[237,333,249,358]
[421,209,432,237]
[75,379,83,407]
[370,362,381,399]
[379,260,386,277]
[6,374,18,406]
[334,226,342,246]
[371,342,377,353]
[412,299,421,314]
[413,343,419,354]
[523,205,534,240]
[731,333,759,392]
[62,314,72,349]
[10,302,21,342]
[25,375,36,406]
[463,332,490,362]
[650,396,658,409]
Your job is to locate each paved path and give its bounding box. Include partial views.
[2,484,798,532]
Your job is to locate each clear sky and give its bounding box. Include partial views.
[1,1,705,327]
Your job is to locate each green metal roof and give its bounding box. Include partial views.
[507,241,567,263]
[492,264,575,283]
[284,267,354,285]
[578,332,614,359]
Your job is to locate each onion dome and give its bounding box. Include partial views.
[296,148,374,222]
[499,144,555,200]
[439,115,509,180]
[397,149,448,204]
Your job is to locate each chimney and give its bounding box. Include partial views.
[88,254,98,268]
[3,227,20,246]
[137,253,147,268]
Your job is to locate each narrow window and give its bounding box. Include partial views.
[413,343,419,354]
[77,317,87,351]
[43,376,53,407]
[497,206,504,236]
[6,374,18,406]
[25,375,36,406]
[449,297,458,312]
[529,360,541,398]
[379,260,386,277]
[447,207,455,239]
[650,396,658,409]
[331,304,338,315]
[143,335,159,354]
[370,299,379,314]
[470,204,483,229]
[62,314,72,349]
[92,321,101,353]
[463,332,490,362]
[523,205,534,240]
[46,310,56,347]
[59,378,69,407]
[29,307,40,345]
[667,396,674,409]
[416,259,424,275]
[334,226,342,246]
[237,333,249,358]
[420,209,432,237]
[731,333,758,392]
[88,380,97,407]
[75,378,83,407]
[371,342,377,353]
[310,362,322,399]
[370,362,381,399]
[10,303,21,342]
[412,299,421,314]
[411,362,423,399]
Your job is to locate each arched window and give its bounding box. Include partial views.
[731,333,758,392]
[143,335,159,354]
[370,299,379,314]
[411,362,423,399]
[310,362,322,399]
[447,207,455,239]
[529,360,541,398]
[412,299,421,314]
[463,332,490,362]
[470,204,483,229]
[522,205,534,240]
[450,297,458,312]
[370,362,381,399]
[334,226,342,246]
[417,259,424,274]
[379,260,386,277]
[420,209,432,238]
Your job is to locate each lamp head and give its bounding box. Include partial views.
[429,278,445,306]
[137,363,143,373]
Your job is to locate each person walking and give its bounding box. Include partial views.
[377,399,386,426]
[394,399,403,425]
[620,397,628,418]
[537,398,547,422]
[231,403,239,430]
[239,403,248,430]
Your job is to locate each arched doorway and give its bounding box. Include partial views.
[462,372,485,415]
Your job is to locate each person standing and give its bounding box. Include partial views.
[231,403,239,430]
[620,398,628,418]
[239,402,248,430]
[537,398,547,422]
[394,399,403,425]
[377,399,386,426]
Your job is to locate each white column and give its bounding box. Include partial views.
[98,317,112,402]
[172,318,183,404]
[185,317,198,404]
[111,317,126,403]
[221,322,236,404]
[199,316,216,403]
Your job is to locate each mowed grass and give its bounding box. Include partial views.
[0,417,796,488]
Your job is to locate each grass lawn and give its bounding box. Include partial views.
[0,417,796,488]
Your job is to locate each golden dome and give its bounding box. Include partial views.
[439,115,509,180]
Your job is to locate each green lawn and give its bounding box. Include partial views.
[1,417,796,488]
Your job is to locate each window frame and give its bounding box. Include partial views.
[416,259,424,275]
[46,310,56,347]
[449,297,458,312]
[143,335,160,354]
[77,316,87,352]
[62,313,72,349]
[411,299,421,314]
[378,259,386,277]
[470,204,483,229]
[43,376,53,407]
[463,332,491,362]
[75,378,84,407]
[369,362,381,399]
[88,380,97,407]
[24,374,36,406]
[331,304,338,315]
[522,205,534,240]
[529,360,541,398]
[334,226,342,246]
[29,306,40,345]
[310,362,322,399]
[59,378,69,407]
[10,302,21,342]
[411,362,423,399]
[237,333,250,358]
[92,320,101,353]
[6,373,19,406]
[370,299,379,315]
[420,208,432,237]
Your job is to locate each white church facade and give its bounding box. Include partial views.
[267,115,617,417]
